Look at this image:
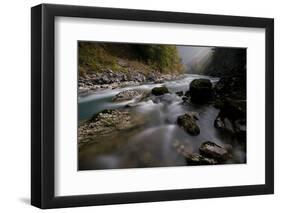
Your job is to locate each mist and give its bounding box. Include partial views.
[177,46,213,74]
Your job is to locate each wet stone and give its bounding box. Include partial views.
[199,141,230,162]
[177,113,200,136]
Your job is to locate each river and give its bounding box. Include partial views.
[78,74,246,170]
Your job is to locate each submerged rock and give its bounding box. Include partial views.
[172,140,193,155]
[112,89,148,102]
[214,115,225,129]
[182,96,189,102]
[176,91,184,96]
[177,113,200,135]
[214,115,235,133]
[189,79,213,104]
[151,86,169,96]
[199,141,230,162]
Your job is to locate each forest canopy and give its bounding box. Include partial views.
[78,42,183,75]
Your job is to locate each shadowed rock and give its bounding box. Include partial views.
[214,98,246,142]
[189,79,213,104]
[176,91,184,96]
[151,86,169,96]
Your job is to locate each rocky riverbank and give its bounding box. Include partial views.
[78,69,181,96]
[79,109,147,147]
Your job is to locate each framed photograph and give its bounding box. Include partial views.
[31,4,274,209]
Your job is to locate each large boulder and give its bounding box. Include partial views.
[151,86,169,96]
[199,141,230,162]
[177,113,200,135]
[189,79,213,104]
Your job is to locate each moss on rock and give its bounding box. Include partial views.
[151,86,169,96]
[177,113,200,136]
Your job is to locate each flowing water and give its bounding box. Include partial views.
[78,74,246,170]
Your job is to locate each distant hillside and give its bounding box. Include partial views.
[78,42,184,77]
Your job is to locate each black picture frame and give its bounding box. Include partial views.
[31,3,274,209]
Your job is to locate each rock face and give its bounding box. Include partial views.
[189,79,213,104]
[212,74,247,144]
[151,86,169,96]
[199,141,229,162]
[214,76,246,100]
[177,113,200,135]
[214,98,246,142]
[219,98,246,121]
[112,89,148,102]
[233,119,246,141]
[78,109,145,145]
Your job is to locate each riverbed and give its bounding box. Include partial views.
[78,74,246,170]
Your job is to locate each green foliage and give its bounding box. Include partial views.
[78,42,183,74]
[133,44,182,72]
[78,42,120,73]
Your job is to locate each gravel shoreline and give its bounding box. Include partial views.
[78,69,181,96]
